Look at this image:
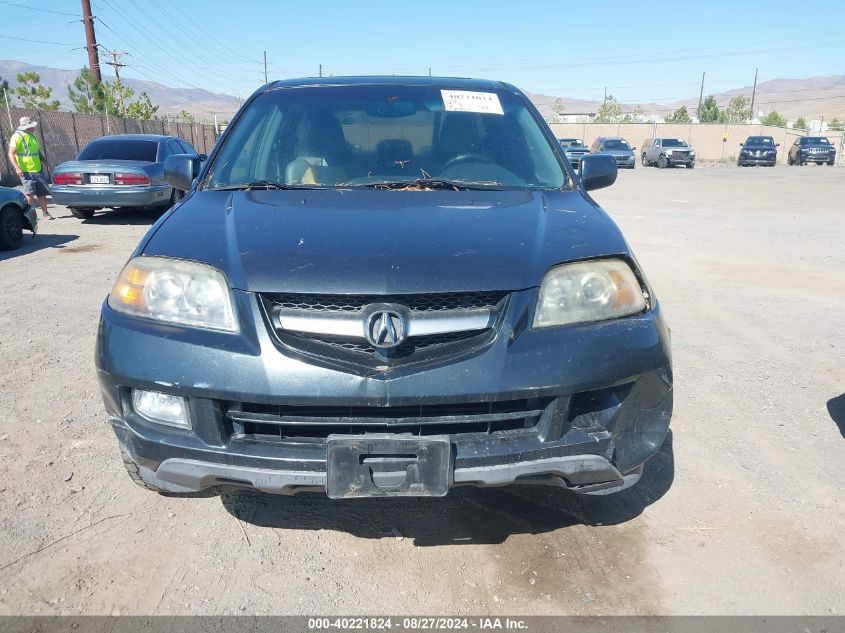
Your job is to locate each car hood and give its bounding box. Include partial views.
[141,189,630,294]
[564,147,590,153]
[600,149,635,157]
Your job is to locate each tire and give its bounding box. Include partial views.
[120,444,161,492]
[828,159,834,166]
[0,205,23,251]
[737,160,744,167]
[687,161,695,169]
[657,155,668,169]
[70,207,95,220]
[641,153,649,166]
[787,155,794,166]
[168,188,184,207]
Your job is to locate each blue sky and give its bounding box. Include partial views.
[1,0,843,104]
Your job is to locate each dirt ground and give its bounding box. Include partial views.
[0,163,843,616]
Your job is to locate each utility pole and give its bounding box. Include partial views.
[603,86,607,106]
[101,48,128,114]
[263,51,268,83]
[318,64,323,78]
[697,71,705,118]
[749,67,758,122]
[428,67,431,77]
[81,0,102,82]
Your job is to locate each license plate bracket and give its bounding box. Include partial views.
[326,434,452,499]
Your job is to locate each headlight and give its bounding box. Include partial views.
[665,150,674,155]
[109,257,237,331]
[533,259,647,328]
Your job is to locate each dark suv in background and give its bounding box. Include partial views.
[97,76,672,500]
[557,138,590,169]
[788,136,836,166]
[590,137,636,169]
[738,136,778,167]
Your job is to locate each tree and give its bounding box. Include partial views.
[549,98,566,122]
[827,118,843,131]
[667,105,691,123]
[595,95,623,123]
[621,104,646,123]
[761,110,787,127]
[793,116,807,130]
[697,95,719,122]
[67,67,112,115]
[13,71,60,110]
[126,92,160,120]
[718,96,750,124]
[178,110,196,124]
[108,79,135,117]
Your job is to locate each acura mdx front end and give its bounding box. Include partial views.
[96,77,673,499]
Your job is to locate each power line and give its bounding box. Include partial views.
[0,33,74,45]
[94,0,234,92]
[0,0,77,16]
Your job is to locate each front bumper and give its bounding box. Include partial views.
[97,288,673,497]
[798,152,835,164]
[51,184,171,209]
[739,155,776,165]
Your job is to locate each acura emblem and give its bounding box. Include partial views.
[365,309,406,348]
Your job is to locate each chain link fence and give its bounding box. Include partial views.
[0,106,219,187]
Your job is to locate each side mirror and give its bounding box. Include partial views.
[164,154,195,191]
[775,143,780,147]
[579,154,617,191]
[632,147,637,151]
[739,143,744,146]
[199,153,208,161]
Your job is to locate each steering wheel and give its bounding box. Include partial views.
[440,153,495,172]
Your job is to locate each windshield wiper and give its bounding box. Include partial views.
[355,178,502,191]
[207,180,326,191]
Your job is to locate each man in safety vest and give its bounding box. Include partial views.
[7,116,54,219]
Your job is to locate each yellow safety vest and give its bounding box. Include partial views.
[11,131,41,173]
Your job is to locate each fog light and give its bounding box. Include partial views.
[132,389,189,428]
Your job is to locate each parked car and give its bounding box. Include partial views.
[0,186,37,250]
[558,138,590,169]
[590,136,636,169]
[98,76,672,499]
[51,134,205,219]
[787,136,836,166]
[641,137,696,168]
[738,136,778,167]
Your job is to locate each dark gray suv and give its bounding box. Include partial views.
[97,77,673,500]
[590,137,636,169]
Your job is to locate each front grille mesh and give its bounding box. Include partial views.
[266,291,508,313]
[228,398,550,441]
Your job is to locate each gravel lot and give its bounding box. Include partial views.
[0,163,843,616]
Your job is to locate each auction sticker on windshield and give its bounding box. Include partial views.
[441,90,504,115]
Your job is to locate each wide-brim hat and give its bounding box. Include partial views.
[17,116,38,130]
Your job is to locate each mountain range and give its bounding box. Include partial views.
[2,60,843,121]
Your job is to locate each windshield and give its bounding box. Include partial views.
[661,138,688,148]
[744,137,773,146]
[604,140,631,151]
[205,84,567,190]
[559,138,584,147]
[801,137,830,145]
[78,139,158,162]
